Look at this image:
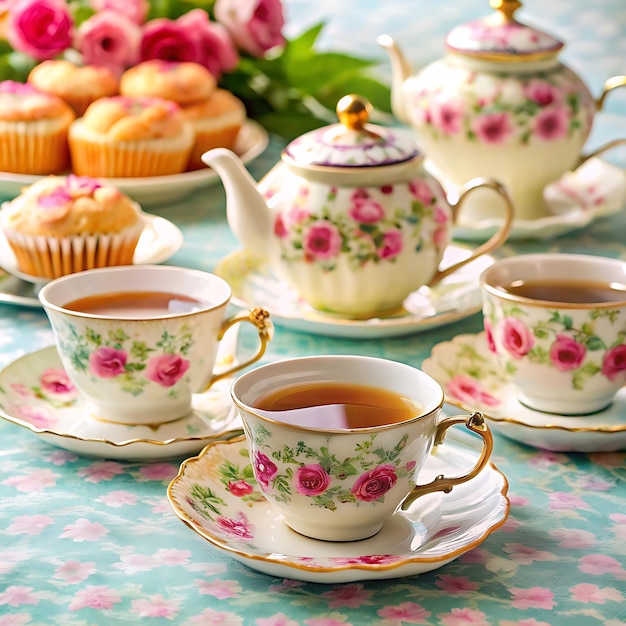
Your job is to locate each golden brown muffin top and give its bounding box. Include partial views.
[120,60,216,105]
[28,61,119,100]
[0,175,142,237]
[79,96,188,141]
[0,81,75,123]
[181,88,246,122]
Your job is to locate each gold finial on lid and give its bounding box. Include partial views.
[489,0,522,22]
[336,94,372,130]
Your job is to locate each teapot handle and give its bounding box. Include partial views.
[428,179,514,286]
[595,75,626,111]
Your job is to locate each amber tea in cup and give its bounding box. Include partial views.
[499,279,626,304]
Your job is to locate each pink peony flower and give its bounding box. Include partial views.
[378,229,403,259]
[177,9,238,79]
[253,451,278,488]
[39,368,77,397]
[227,480,254,497]
[303,221,342,261]
[472,111,514,144]
[140,18,203,65]
[88,346,127,378]
[76,11,141,76]
[533,107,569,141]
[549,334,586,371]
[601,344,626,381]
[145,354,190,387]
[295,464,331,496]
[501,316,534,358]
[7,0,73,61]
[349,197,384,224]
[214,0,285,58]
[351,464,397,502]
[89,0,149,25]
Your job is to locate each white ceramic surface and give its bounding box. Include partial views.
[0,213,183,286]
[0,120,268,205]
[0,343,243,461]
[167,431,509,583]
[214,244,495,338]
[423,332,626,452]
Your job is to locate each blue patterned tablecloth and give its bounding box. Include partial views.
[1,1,626,624]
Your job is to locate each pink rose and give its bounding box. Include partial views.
[89,346,127,378]
[39,368,77,397]
[8,0,73,61]
[351,464,397,502]
[472,111,514,144]
[145,354,190,387]
[349,198,384,224]
[533,107,569,141]
[431,99,464,135]
[140,18,203,65]
[177,9,238,79]
[295,464,331,496]
[253,451,278,489]
[76,11,141,75]
[549,334,586,371]
[214,0,285,58]
[227,480,254,497]
[378,229,403,259]
[524,80,560,107]
[303,221,342,261]
[408,179,434,204]
[484,319,497,353]
[446,374,500,408]
[601,344,626,381]
[89,0,149,25]
[501,316,534,358]
[273,214,287,237]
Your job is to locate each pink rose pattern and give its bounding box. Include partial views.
[274,182,450,270]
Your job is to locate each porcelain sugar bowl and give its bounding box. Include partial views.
[379,0,626,224]
[203,94,513,319]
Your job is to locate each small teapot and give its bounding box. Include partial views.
[379,0,626,224]
[203,95,514,319]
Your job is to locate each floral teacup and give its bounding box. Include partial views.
[231,354,493,542]
[39,265,272,426]
[481,254,626,415]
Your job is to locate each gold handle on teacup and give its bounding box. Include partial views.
[400,412,493,511]
[428,179,514,287]
[203,307,273,390]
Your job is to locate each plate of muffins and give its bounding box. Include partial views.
[0,60,269,206]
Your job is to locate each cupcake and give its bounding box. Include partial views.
[0,175,144,279]
[119,60,216,106]
[182,89,246,170]
[68,96,194,178]
[0,81,75,175]
[28,60,119,117]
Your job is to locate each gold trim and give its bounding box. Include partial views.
[167,435,510,576]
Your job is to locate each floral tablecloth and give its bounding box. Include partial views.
[1,1,626,624]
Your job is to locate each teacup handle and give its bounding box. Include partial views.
[202,307,273,390]
[428,179,514,287]
[400,411,493,511]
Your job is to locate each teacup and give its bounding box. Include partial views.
[480,253,626,415]
[231,355,493,542]
[38,265,272,426]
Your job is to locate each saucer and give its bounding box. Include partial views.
[0,344,242,461]
[442,158,626,242]
[167,431,509,583]
[214,244,495,339]
[0,213,183,306]
[423,332,626,452]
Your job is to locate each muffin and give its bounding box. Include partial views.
[68,96,194,178]
[119,60,216,106]
[182,88,246,170]
[0,175,144,279]
[28,60,119,117]
[0,81,75,175]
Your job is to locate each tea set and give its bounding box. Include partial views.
[0,0,625,584]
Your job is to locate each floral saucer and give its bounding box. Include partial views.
[167,431,509,584]
[443,158,626,242]
[0,213,183,306]
[214,244,495,339]
[423,332,626,453]
[0,344,242,461]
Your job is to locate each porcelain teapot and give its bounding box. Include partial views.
[203,95,514,319]
[379,0,626,224]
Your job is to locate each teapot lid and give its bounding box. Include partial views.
[282,94,419,168]
[446,0,563,61]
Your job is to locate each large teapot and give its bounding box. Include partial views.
[379,0,626,224]
[203,95,513,319]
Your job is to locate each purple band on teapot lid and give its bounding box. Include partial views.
[282,95,420,168]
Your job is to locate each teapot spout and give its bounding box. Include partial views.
[201,148,273,258]
[377,34,413,125]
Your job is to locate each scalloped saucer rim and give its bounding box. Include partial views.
[214,244,495,339]
[167,432,509,584]
[423,332,626,452]
[0,345,242,461]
